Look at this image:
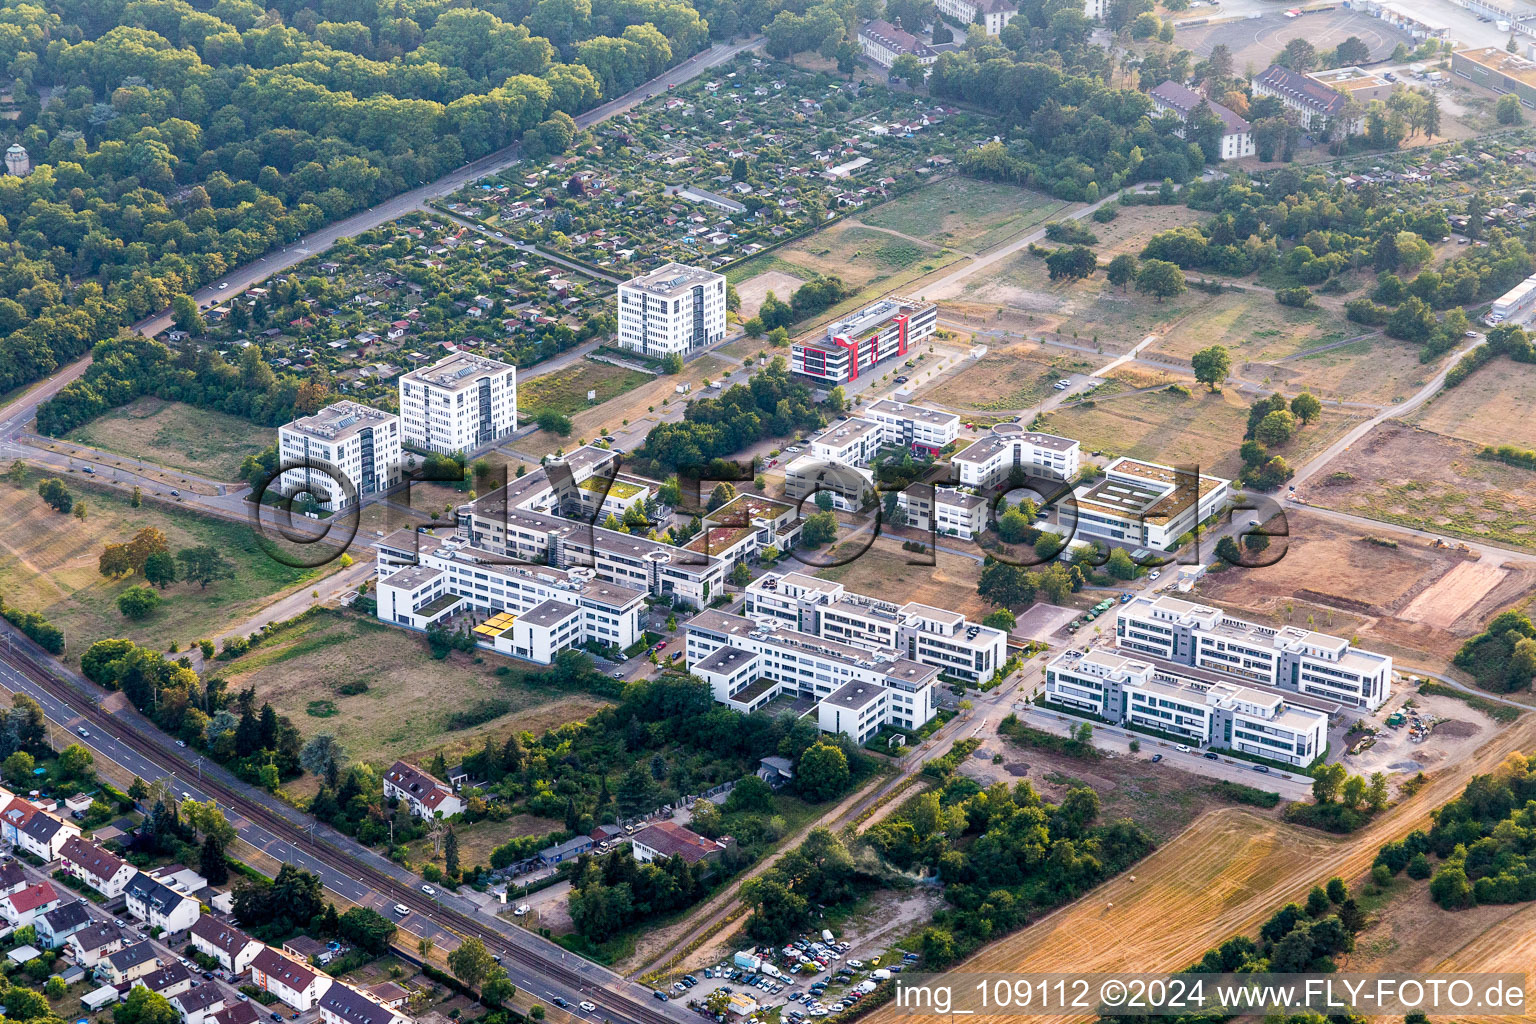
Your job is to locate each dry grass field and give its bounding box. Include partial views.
[226,609,608,763]
[1304,421,1536,553]
[518,360,654,420]
[65,397,272,482]
[809,539,987,619]
[1408,356,1536,449]
[866,710,1536,1024]
[1193,510,1536,668]
[857,178,1068,253]
[734,270,805,320]
[1036,384,1363,480]
[0,476,324,657]
[917,341,1098,412]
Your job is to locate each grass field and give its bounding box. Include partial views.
[0,475,324,657]
[1408,357,1536,449]
[1307,421,1536,552]
[919,343,1098,412]
[65,397,272,482]
[226,609,609,762]
[811,540,986,618]
[406,814,561,874]
[1037,384,1362,479]
[518,360,653,419]
[858,178,1068,253]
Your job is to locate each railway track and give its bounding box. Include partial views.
[0,637,679,1024]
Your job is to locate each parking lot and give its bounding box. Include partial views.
[666,932,921,1023]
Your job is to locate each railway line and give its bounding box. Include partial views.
[0,634,682,1024]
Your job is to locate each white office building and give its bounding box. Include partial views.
[685,609,940,742]
[1115,594,1392,709]
[275,401,401,510]
[810,418,883,467]
[952,423,1081,489]
[616,263,727,356]
[1043,648,1331,767]
[398,352,517,455]
[897,483,986,540]
[865,399,960,455]
[1071,458,1230,552]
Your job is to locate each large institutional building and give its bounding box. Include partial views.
[791,297,937,385]
[275,401,402,510]
[616,263,728,356]
[397,352,517,455]
[1148,81,1255,161]
[952,422,1081,488]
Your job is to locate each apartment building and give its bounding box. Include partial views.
[172,984,230,1024]
[190,917,263,975]
[1148,81,1254,160]
[275,401,402,510]
[249,948,332,1011]
[783,455,873,512]
[317,983,411,1024]
[1072,458,1230,551]
[741,571,1008,684]
[69,922,126,968]
[1252,64,1356,134]
[1044,648,1330,766]
[810,418,882,467]
[382,760,466,819]
[616,263,727,356]
[856,19,937,70]
[897,483,986,540]
[865,399,960,455]
[1,881,63,927]
[952,423,1081,489]
[791,297,937,385]
[398,352,517,455]
[58,838,136,899]
[374,532,646,663]
[1116,594,1392,709]
[933,0,1018,33]
[36,900,90,949]
[124,871,201,935]
[685,609,939,741]
[101,941,160,985]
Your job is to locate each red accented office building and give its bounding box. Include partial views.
[791,297,937,385]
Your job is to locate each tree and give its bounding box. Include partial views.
[797,742,851,801]
[801,511,838,547]
[1105,548,1138,580]
[661,352,684,374]
[537,411,573,435]
[1424,90,1441,139]
[707,481,737,511]
[176,546,235,589]
[117,585,162,620]
[1496,94,1524,125]
[99,544,133,578]
[730,562,752,587]
[982,609,1016,631]
[1135,259,1186,302]
[1334,36,1369,65]
[448,937,499,995]
[200,833,230,885]
[890,53,926,84]
[171,293,205,336]
[37,477,72,513]
[1290,392,1321,425]
[1277,37,1318,70]
[1312,762,1347,803]
[116,985,180,1024]
[444,826,461,878]
[1255,409,1297,447]
[726,774,775,814]
[59,743,93,777]
[1106,253,1137,289]
[300,734,346,779]
[1190,345,1231,391]
[143,550,177,589]
[1045,245,1097,281]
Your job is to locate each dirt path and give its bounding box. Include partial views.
[863,711,1536,1024]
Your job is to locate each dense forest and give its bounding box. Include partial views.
[0,0,770,400]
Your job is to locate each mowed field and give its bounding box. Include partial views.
[728,222,959,304]
[918,341,1099,413]
[1304,421,1536,552]
[64,397,271,483]
[518,359,653,419]
[1036,384,1364,480]
[226,609,609,763]
[0,476,323,657]
[1408,356,1536,449]
[866,711,1536,1024]
[1194,509,1536,667]
[857,177,1068,254]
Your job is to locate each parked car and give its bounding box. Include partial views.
[1204,752,1219,760]
[421,884,436,896]
[1175,744,1191,753]
[1150,753,1162,762]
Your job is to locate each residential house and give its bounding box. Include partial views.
[190,917,263,975]
[382,761,465,820]
[249,947,332,1010]
[317,983,412,1024]
[136,962,195,1001]
[172,984,229,1024]
[0,881,64,928]
[123,872,201,935]
[0,860,27,897]
[630,822,726,865]
[101,941,160,985]
[59,837,137,899]
[68,922,126,967]
[36,901,92,949]
[206,1003,263,1024]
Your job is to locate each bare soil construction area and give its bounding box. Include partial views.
[734,269,805,320]
[1193,509,1534,669]
[1301,420,1536,553]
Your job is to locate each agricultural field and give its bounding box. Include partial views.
[441,61,995,273]
[1408,357,1536,449]
[916,341,1098,413]
[1194,509,1536,668]
[0,474,325,657]
[225,608,609,763]
[1303,421,1536,553]
[65,397,271,483]
[857,177,1068,253]
[518,359,654,420]
[1037,384,1363,480]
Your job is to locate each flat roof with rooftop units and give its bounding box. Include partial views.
[400,352,513,391]
[283,400,395,442]
[623,262,725,297]
[867,398,961,429]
